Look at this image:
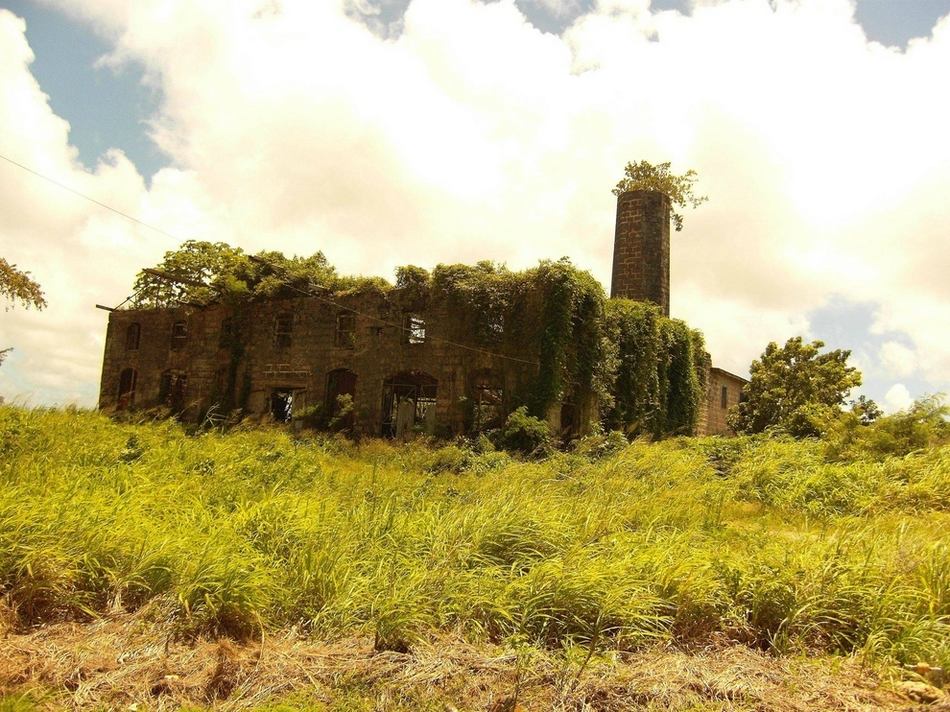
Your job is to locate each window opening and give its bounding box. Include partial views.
[404,314,426,344]
[472,372,504,430]
[117,368,137,410]
[720,385,728,409]
[560,400,579,442]
[274,312,293,349]
[335,312,356,348]
[382,371,437,438]
[219,317,234,349]
[159,370,189,412]
[270,389,294,422]
[170,321,187,351]
[125,323,140,351]
[480,312,504,344]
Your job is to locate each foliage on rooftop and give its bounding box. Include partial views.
[130,241,705,437]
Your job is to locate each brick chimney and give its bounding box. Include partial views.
[610,189,670,315]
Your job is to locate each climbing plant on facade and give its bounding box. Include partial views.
[130,242,708,439]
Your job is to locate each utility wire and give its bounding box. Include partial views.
[249,256,540,367]
[0,152,541,366]
[0,152,183,242]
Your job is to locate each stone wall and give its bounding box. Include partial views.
[703,367,747,436]
[98,291,584,438]
[610,190,670,316]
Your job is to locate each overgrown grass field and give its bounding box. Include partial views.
[0,405,947,680]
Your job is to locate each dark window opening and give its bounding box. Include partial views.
[479,313,504,344]
[560,400,579,442]
[117,368,137,410]
[326,368,357,428]
[159,369,189,412]
[219,317,234,349]
[125,323,140,351]
[472,371,504,430]
[170,321,188,351]
[335,312,356,348]
[720,385,728,409]
[382,371,437,438]
[404,314,426,344]
[274,312,293,349]
[270,389,294,422]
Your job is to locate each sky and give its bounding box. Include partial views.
[0,0,948,413]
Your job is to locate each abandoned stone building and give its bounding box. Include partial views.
[98,190,747,437]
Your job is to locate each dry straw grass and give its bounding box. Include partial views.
[0,605,920,711]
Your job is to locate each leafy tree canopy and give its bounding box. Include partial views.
[728,337,862,438]
[1,257,46,311]
[130,240,384,308]
[1,257,47,366]
[612,160,708,231]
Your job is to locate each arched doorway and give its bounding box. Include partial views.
[326,368,357,428]
[382,371,437,438]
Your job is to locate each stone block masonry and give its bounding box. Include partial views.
[611,190,671,316]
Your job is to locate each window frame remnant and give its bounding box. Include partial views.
[274,312,293,349]
[335,311,356,349]
[125,322,141,351]
[404,314,426,344]
[270,388,294,422]
[117,368,137,410]
[381,371,438,437]
[471,371,504,430]
[170,320,188,351]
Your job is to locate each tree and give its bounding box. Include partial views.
[130,240,381,308]
[849,395,882,425]
[1,257,46,311]
[728,337,862,437]
[612,160,708,231]
[1,257,47,366]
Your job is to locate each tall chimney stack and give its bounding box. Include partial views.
[610,189,670,315]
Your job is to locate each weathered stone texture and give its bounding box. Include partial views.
[99,191,743,439]
[702,367,747,436]
[99,292,549,437]
[610,190,671,316]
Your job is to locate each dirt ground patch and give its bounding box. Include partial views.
[0,606,943,711]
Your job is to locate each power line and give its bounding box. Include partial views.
[0,152,184,242]
[248,256,540,367]
[1,152,540,366]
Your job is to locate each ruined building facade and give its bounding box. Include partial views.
[98,191,745,437]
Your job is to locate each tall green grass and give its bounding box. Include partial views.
[0,406,947,670]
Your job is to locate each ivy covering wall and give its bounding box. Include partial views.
[131,241,706,438]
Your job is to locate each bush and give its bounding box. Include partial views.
[824,395,949,461]
[572,430,628,460]
[494,407,554,457]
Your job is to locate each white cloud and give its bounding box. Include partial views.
[884,383,913,413]
[2,0,950,405]
[879,340,917,378]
